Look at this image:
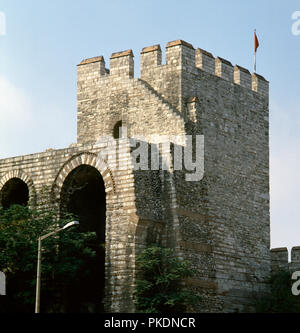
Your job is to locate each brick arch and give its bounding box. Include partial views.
[52,152,116,203]
[0,170,36,206]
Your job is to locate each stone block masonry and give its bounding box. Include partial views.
[271,247,300,272]
[0,38,275,313]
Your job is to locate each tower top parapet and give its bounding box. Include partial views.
[77,39,269,97]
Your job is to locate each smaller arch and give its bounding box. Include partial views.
[0,170,36,208]
[0,178,29,208]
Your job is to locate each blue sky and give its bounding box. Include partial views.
[0,0,299,255]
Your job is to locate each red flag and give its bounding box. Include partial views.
[254,31,259,53]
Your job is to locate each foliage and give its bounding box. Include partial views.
[134,245,200,313]
[255,270,300,313]
[0,205,102,313]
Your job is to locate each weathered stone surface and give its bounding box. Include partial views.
[0,39,274,313]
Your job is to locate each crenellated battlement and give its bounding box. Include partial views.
[140,44,162,69]
[1,37,272,313]
[195,48,215,74]
[77,39,269,97]
[271,247,300,272]
[110,49,134,77]
[234,65,252,90]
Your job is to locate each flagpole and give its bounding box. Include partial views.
[254,29,256,73]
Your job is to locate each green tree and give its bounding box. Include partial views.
[0,205,102,313]
[134,245,200,313]
[255,270,300,313]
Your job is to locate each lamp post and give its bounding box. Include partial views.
[35,221,79,313]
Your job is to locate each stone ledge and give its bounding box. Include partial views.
[252,72,268,82]
[187,96,199,103]
[110,49,134,59]
[216,57,233,67]
[166,39,194,50]
[141,44,161,54]
[196,48,214,58]
[270,247,288,252]
[78,56,104,66]
[234,65,251,74]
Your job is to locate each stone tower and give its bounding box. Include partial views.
[0,39,270,312]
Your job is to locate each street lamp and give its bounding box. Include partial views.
[35,220,79,313]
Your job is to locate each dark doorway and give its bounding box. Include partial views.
[60,165,106,312]
[1,178,29,209]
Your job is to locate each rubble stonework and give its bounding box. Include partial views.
[0,39,275,312]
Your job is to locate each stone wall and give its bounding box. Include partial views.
[0,142,138,312]
[271,247,300,272]
[0,39,270,313]
[139,40,270,312]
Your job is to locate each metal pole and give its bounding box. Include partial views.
[34,221,79,313]
[254,51,256,73]
[35,237,42,313]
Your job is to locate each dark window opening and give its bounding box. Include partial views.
[113,120,123,139]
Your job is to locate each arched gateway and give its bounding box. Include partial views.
[51,152,115,312]
[0,39,271,313]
